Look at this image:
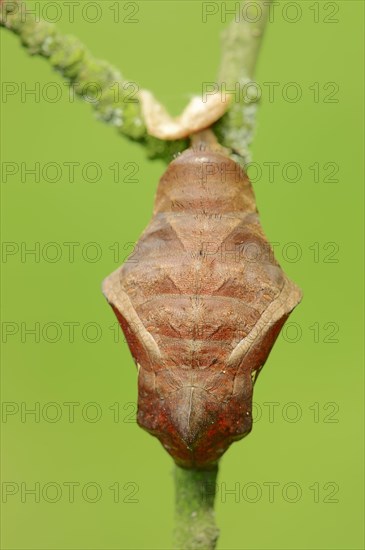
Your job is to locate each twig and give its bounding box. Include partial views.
[0,0,187,161]
[173,464,219,550]
[1,0,271,162]
[214,0,272,161]
[218,0,272,83]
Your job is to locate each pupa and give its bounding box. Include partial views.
[103,134,302,469]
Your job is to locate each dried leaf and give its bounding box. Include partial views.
[139,89,231,140]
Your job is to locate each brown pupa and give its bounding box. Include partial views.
[103,137,302,469]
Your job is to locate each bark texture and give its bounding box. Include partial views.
[103,144,302,468]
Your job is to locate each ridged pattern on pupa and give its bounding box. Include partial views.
[103,146,302,468]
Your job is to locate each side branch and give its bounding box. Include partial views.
[1,0,272,161]
[0,0,187,161]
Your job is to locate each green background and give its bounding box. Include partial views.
[1,1,364,549]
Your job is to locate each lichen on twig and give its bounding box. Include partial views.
[1,0,271,162]
[0,0,187,161]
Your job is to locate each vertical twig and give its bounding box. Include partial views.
[173,464,219,550]
[218,0,272,84]
[214,0,273,161]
